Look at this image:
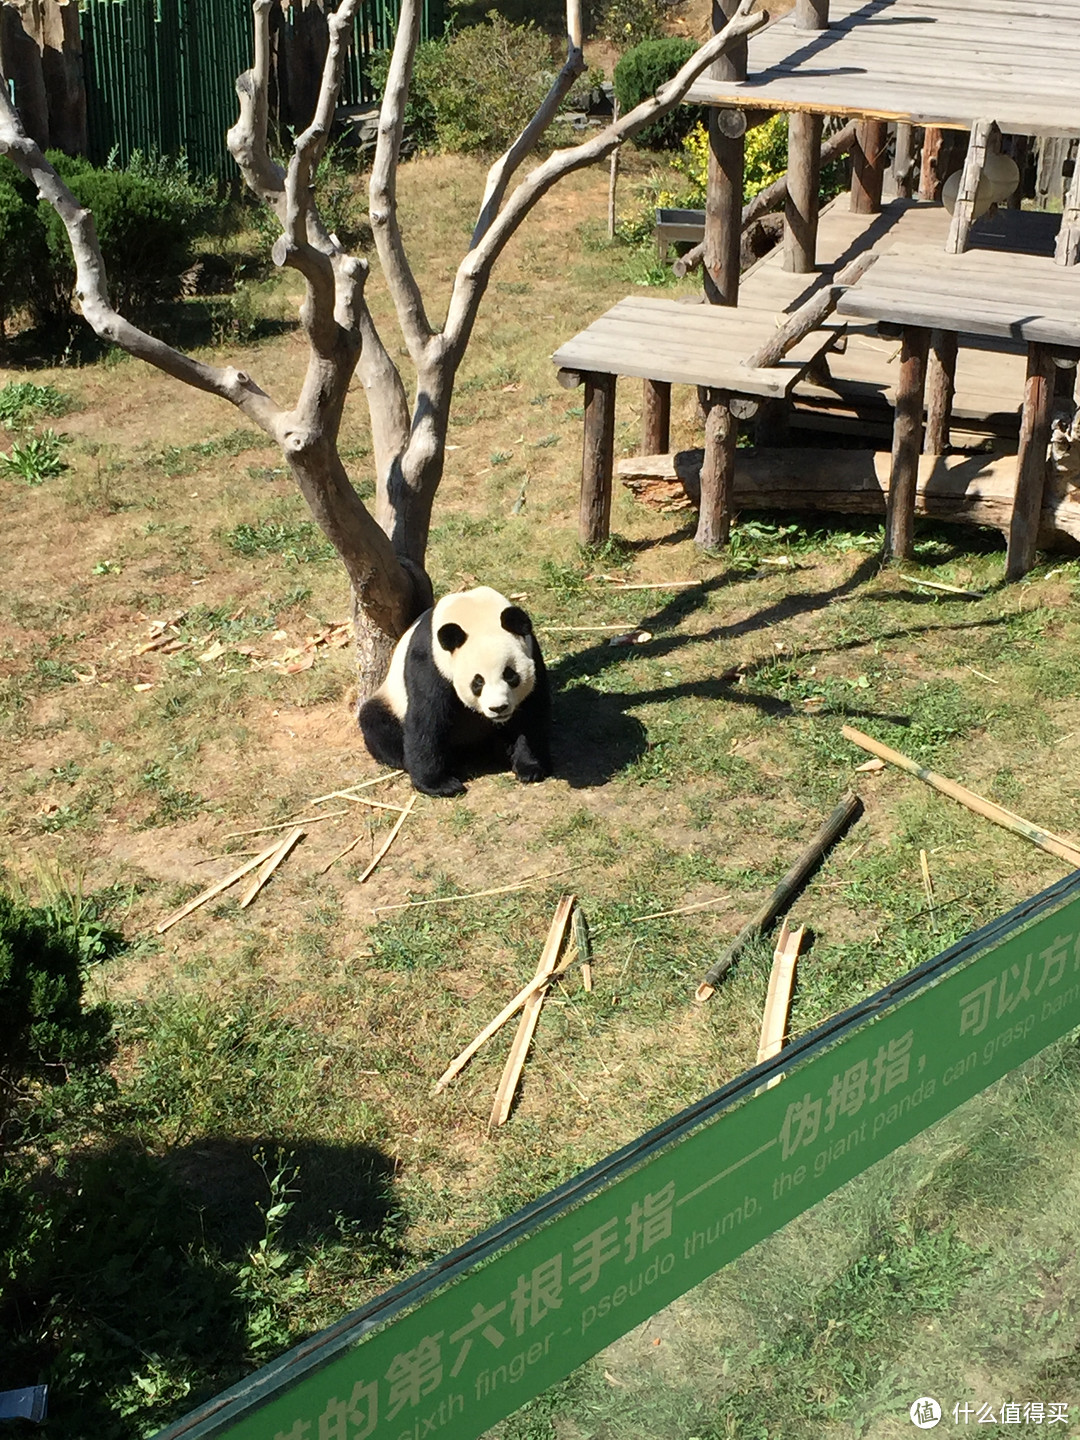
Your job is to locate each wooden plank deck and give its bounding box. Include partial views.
[685,0,1080,135]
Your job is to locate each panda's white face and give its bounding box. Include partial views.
[431,587,537,723]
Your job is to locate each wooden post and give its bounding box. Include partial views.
[696,387,737,548]
[946,119,992,255]
[1006,342,1055,581]
[1055,162,1080,266]
[794,0,828,25]
[704,0,747,308]
[784,111,824,273]
[580,372,616,547]
[923,329,958,455]
[850,119,888,214]
[642,379,671,455]
[893,122,914,199]
[607,98,620,241]
[919,126,943,200]
[885,326,930,559]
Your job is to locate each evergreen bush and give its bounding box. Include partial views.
[613,38,701,150]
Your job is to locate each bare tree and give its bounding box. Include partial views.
[0,0,771,700]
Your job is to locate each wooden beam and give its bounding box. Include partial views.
[696,387,737,549]
[885,325,930,560]
[923,328,958,455]
[579,371,616,547]
[1006,341,1055,581]
[642,378,671,456]
[743,250,875,370]
[850,118,888,214]
[784,110,823,273]
[946,118,992,255]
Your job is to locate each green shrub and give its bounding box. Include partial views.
[366,37,450,153]
[0,164,49,334]
[613,38,701,150]
[0,428,68,484]
[0,381,76,430]
[427,13,554,155]
[0,891,114,1137]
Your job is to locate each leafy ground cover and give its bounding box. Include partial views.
[2,152,1080,1437]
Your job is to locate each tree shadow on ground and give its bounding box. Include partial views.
[2,1135,403,1440]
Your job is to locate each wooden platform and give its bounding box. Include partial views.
[685,0,1080,136]
[741,196,1065,434]
[551,295,843,397]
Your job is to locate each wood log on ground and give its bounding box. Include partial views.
[617,448,1080,551]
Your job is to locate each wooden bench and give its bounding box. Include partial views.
[838,243,1080,577]
[654,208,706,263]
[552,293,844,549]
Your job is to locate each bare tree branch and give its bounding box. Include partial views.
[227,0,287,226]
[471,0,586,247]
[369,0,435,366]
[0,87,282,434]
[444,0,770,358]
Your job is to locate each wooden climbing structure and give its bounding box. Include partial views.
[553,0,1080,575]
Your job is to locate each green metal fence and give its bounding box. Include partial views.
[80,0,443,180]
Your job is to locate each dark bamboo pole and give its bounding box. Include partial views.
[579,371,616,547]
[1006,342,1055,581]
[642,378,671,455]
[923,329,958,455]
[784,110,824,273]
[695,791,862,1000]
[703,0,747,307]
[696,387,737,548]
[886,325,930,559]
[850,118,888,213]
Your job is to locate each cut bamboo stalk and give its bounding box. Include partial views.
[321,794,417,878]
[902,575,986,599]
[309,771,404,804]
[489,895,576,1128]
[596,580,699,591]
[432,944,582,1095]
[238,827,305,909]
[156,838,282,934]
[223,809,348,840]
[631,895,730,922]
[339,795,407,813]
[695,791,861,1001]
[372,867,576,915]
[572,904,593,992]
[842,727,1080,870]
[757,919,805,1064]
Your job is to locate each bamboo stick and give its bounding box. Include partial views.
[309,771,404,804]
[238,827,305,909]
[372,867,576,915]
[339,795,407,813]
[756,920,804,1064]
[432,943,582,1095]
[919,848,936,932]
[572,903,593,991]
[223,810,348,840]
[902,575,986,599]
[695,791,861,1001]
[156,838,281,934]
[356,794,417,882]
[489,895,576,1127]
[631,895,730,922]
[841,727,1080,870]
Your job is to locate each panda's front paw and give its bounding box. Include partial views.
[414,774,467,798]
[513,756,548,784]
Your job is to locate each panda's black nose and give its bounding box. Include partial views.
[489,701,510,716]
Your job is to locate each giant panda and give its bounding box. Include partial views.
[358,586,551,797]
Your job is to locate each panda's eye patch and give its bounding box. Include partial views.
[470,675,484,697]
[503,667,520,687]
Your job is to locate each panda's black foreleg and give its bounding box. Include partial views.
[357,697,405,768]
[402,710,467,797]
[506,686,551,784]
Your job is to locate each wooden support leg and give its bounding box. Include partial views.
[579,371,616,548]
[642,378,671,455]
[923,329,958,455]
[1055,161,1080,266]
[893,122,914,198]
[850,119,888,214]
[705,113,744,306]
[1006,342,1055,581]
[946,119,992,255]
[886,326,930,559]
[696,386,737,548]
[784,111,823,273]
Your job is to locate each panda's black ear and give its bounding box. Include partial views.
[436,622,467,652]
[501,606,532,637]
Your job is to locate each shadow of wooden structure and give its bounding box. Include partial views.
[554,0,1080,577]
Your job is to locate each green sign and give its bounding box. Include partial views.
[156,873,1080,1440]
